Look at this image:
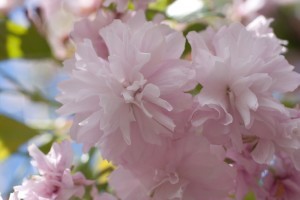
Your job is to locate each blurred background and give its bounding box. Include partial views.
[0,0,300,198]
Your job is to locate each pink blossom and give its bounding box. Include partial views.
[278,109,300,170]
[40,0,102,19]
[226,148,269,199]
[11,141,92,200]
[71,10,115,59]
[9,193,18,200]
[187,19,300,163]
[230,0,299,22]
[109,133,236,200]
[263,153,300,199]
[230,0,266,20]
[103,0,154,12]
[28,0,103,59]
[28,140,73,176]
[247,16,287,52]
[57,11,194,154]
[63,0,103,16]
[70,10,144,59]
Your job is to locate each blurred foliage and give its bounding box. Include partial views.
[75,148,98,180]
[38,135,57,154]
[243,191,256,200]
[145,9,165,21]
[0,19,51,60]
[145,0,175,20]
[149,0,175,11]
[271,5,300,50]
[0,115,39,160]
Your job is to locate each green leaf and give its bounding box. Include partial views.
[149,0,175,11]
[244,191,256,200]
[0,115,39,160]
[270,4,300,50]
[185,83,203,96]
[0,19,52,60]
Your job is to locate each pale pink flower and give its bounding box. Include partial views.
[30,0,75,59]
[28,0,102,59]
[9,192,18,200]
[236,107,300,167]
[57,12,194,154]
[109,133,236,200]
[263,153,300,200]
[109,167,150,200]
[278,109,300,170]
[230,0,266,21]
[247,16,287,52]
[70,10,141,59]
[230,0,299,22]
[63,0,103,16]
[71,10,115,59]
[11,141,92,200]
[188,19,300,163]
[103,0,154,12]
[28,140,73,176]
[40,0,101,19]
[226,148,269,199]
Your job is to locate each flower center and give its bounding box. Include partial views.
[121,79,146,103]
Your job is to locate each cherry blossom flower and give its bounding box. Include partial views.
[226,148,269,199]
[187,17,300,164]
[263,153,300,200]
[57,11,194,154]
[109,134,236,200]
[63,0,103,16]
[11,141,92,200]
[71,10,115,59]
[27,0,103,59]
[230,0,299,22]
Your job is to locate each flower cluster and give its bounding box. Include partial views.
[9,141,93,200]
[9,0,300,199]
[8,140,118,200]
[56,6,300,199]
